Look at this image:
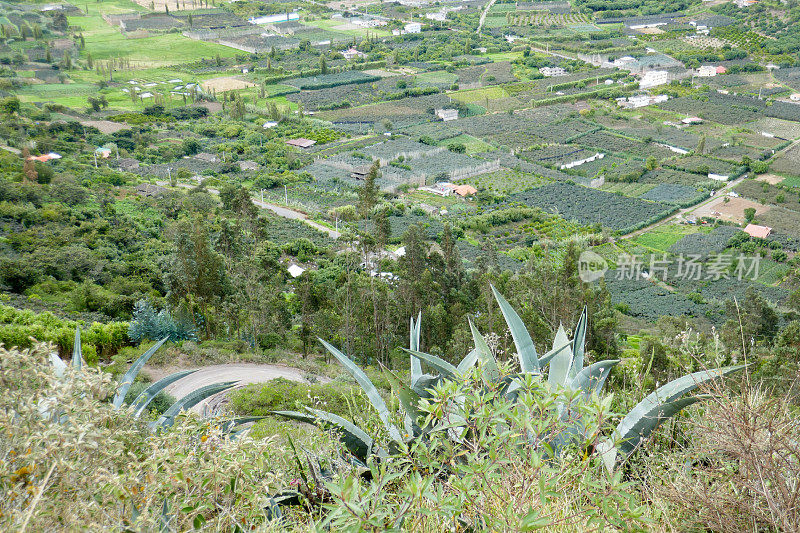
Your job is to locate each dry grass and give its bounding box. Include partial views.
[649,379,800,533]
[201,76,256,93]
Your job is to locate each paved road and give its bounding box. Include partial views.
[477,0,497,34]
[145,363,324,399]
[143,362,329,415]
[157,181,341,239]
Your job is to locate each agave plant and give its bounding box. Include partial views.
[49,328,243,431]
[278,286,743,472]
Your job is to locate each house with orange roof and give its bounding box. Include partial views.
[744,224,771,239]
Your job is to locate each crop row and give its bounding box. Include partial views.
[285,71,382,90]
[509,182,675,233]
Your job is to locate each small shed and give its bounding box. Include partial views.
[744,224,771,239]
[287,264,306,278]
[286,138,316,149]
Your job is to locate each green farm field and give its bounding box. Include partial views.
[67,8,237,67]
[451,85,510,104]
[632,224,701,254]
[436,134,494,154]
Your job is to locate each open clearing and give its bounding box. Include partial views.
[201,76,256,92]
[693,196,770,223]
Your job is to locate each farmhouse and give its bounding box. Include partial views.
[616,94,669,109]
[450,184,477,197]
[404,22,422,33]
[286,138,317,149]
[341,48,366,60]
[436,108,459,122]
[539,66,566,77]
[350,164,373,180]
[639,70,669,89]
[697,65,718,77]
[744,224,772,239]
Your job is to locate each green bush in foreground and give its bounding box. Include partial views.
[279,286,742,473]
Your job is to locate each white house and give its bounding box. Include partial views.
[697,65,718,77]
[249,12,299,25]
[640,70,669,89]
[539,66,566,77]
[436,108,459,122]
[404,22,422,33]
[341,48,365,60]
[617,94,669,109]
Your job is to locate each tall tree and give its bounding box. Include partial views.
[357,161,380,220]
[165,219,229,338]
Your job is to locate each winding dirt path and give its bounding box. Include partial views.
[144,363,325,399]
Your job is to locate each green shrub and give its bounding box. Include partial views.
[229,377,366,417]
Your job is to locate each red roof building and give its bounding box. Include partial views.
[286,138,316,149]
[744,223,771,239]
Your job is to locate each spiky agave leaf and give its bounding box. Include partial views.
[152,381,236,430]
[537,338,575,368]
[410,313,422,384]
[130,369,197,418]
[383,366,424,437]
[71,327,82,370]
[49,352,67,379]
[319,338,402,443]
[613,365,745,459]
[570,307,588,378]
[404,349,460,381]
[112,337,170,409]
[456,349,479,375]
[468,317,500,383]
[570,360,619,401]
[275,409,375,463]
[219,416,266,435]
[491,285,540,374]
[547,324,574,389]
